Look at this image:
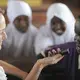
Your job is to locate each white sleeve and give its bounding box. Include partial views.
[34,26,53,55]
[0,66,7,80]
[34,34,53,55]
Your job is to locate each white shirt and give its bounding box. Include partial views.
[0,66,7,80]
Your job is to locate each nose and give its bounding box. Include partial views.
[2,31,7,40]
[20,18,26,24]
[57,24,61,28]
[20,19,27,26]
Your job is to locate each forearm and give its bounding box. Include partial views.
[25,54,63,80]
[0,60,27,79]
[25,60,43,80]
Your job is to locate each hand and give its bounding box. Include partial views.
[47,48,61,57]
[41,47,61,57]
[37,53,64,70]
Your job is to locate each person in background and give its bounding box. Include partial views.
[0,0,38,72]
[75,16,80,69]
[35,3,75,55]
[34,3,76,80]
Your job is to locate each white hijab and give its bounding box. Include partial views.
[35,3,76,55]
[3,0,38,57]
[7,0,32,23]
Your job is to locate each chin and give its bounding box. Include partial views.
[57,33,63,36]
[56,31,64,36]
[55,31,62,35]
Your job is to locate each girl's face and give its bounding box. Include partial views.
[13,15,29,33]
[51,16,66,36]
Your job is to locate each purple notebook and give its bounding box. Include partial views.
[44,41,76,56]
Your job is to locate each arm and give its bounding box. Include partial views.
[0,54,63,80]
[25,54,64,80]
[0,60,27,80]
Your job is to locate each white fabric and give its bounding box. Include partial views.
[7,0,32,23]
[3,23,37,57]
[34,3,76,55]
[0,66,7,80]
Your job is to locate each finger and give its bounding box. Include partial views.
[57,48,61,53]
[52,56,64,64]
[41,51,45,57]
[52,49,57,55]
[48,51,52,57]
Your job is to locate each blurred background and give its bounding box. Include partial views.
[1,0,80,28]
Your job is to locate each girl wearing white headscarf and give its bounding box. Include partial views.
[34,3,76,80]
[35,3,76,55]
[1,0,38,72]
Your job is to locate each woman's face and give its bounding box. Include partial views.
[13,15,29,33]
[51,16,66,36]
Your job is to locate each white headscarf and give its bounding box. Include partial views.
[7,0,32,23]
[35,3,76,55]
[3,0,38,57]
